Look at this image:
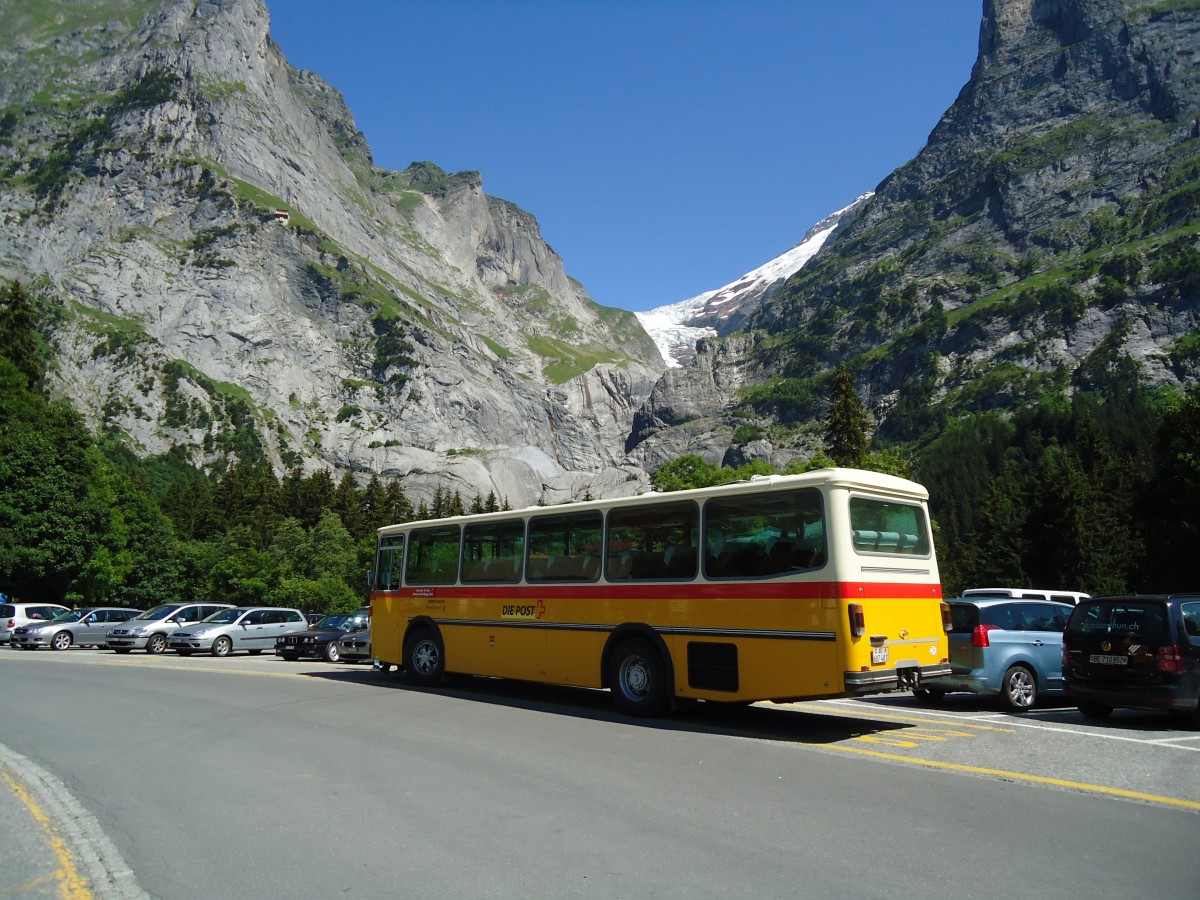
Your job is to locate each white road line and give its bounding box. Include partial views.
[819,698,1200,752]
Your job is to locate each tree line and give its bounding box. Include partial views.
[3,280,1198,607]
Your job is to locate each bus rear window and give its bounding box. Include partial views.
[849,496,930,557]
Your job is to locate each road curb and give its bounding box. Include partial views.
[0,742,148,899]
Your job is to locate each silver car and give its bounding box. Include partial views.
[107,602,236,654]
[11,607,143,650]
[2,602,71,646]
[168,606,308,657]
[335,626,372,663]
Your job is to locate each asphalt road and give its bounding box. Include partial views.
[2,648,1197,899]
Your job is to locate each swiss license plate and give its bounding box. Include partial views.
[1089,654,1128,665]
[871,645,889,665]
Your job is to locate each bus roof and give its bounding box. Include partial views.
[376,467,930,536]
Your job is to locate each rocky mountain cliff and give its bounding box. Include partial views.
[0,0,663,508]
[628,0,1200,462]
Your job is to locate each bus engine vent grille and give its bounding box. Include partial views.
[687,641,739,692]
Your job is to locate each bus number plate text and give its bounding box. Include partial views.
[871,645,889,664]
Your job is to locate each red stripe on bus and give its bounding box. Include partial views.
[373,581,941,602]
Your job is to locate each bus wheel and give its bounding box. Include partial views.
[609,638,668,717]
[405,628,444,686]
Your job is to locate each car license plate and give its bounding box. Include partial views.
[1089,654,1127,665]
[871,645,889,664]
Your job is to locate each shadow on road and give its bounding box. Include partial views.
[299,664,912,745]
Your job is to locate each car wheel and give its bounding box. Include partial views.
[51,631,72,651]
[999,665,1037,711]
[404,627,444,686]
[211,636,233,657]
[912,686,946,704]
[324,642,341,663]
[1078,702,1113,720]
[146,633,167,655]
[608,638,669,717]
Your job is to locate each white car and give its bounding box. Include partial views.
[10,607,143,650]
[2,602,71,645]
[168,606,308,657]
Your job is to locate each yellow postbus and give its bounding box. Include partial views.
[370,468,950,716]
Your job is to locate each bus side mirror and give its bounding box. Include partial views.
[365,569,375,587]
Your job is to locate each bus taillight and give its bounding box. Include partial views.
[940,601,952,633]
[849,603,866,638]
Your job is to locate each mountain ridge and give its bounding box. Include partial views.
[0,0,663,508]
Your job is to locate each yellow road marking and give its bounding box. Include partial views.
[827,743,1200,812]
[0,765,92,899]
[798,705,1016,732]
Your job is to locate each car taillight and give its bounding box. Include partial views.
[1156,645,1184,674]
[972,624,998,648]
[940,602,952,633]
[849,603,866,638]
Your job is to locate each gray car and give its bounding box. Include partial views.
[914,597,1074,711]
[168,606,308,657]
[107,602,236,654]
[11,607,143,651]
[2,602,71,646]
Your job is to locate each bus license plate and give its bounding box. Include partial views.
[871,646,889,664]
[1089,654,1127,665]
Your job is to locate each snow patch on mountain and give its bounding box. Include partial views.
[637,193,874,367]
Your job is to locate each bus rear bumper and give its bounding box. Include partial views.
[843,663,952,695]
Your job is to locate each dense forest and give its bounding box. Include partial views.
[2,279,1198,608]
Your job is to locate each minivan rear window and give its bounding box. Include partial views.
[1068,602,1168,638]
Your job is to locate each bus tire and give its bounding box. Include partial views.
[609,638,669,717]
[405,627,444,686]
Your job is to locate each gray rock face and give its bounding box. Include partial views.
[0,0,662,508]
[627,0,1200,460]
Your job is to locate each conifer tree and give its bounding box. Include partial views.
[824,364,869,467]
[0,280,42,390]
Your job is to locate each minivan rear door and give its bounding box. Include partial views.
[1066,600,1169,686]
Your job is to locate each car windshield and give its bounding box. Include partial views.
[131,605,179,621]
[201,608,247,624]
[315,614,357,630]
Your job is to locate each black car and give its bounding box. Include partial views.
[275,611,369,662]
[1063,594,1200,726]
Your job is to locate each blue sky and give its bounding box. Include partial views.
[267,1,982,312]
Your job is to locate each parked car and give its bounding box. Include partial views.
[963,587,1090,606]
[1063,594,1200,726]
[914,597,1074,711]
[11,607,143,651]
[335,625,372,663]
[2,602,71,645]
[276,610,370,662]
[107,602,236,654]
[168,607,308,657]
